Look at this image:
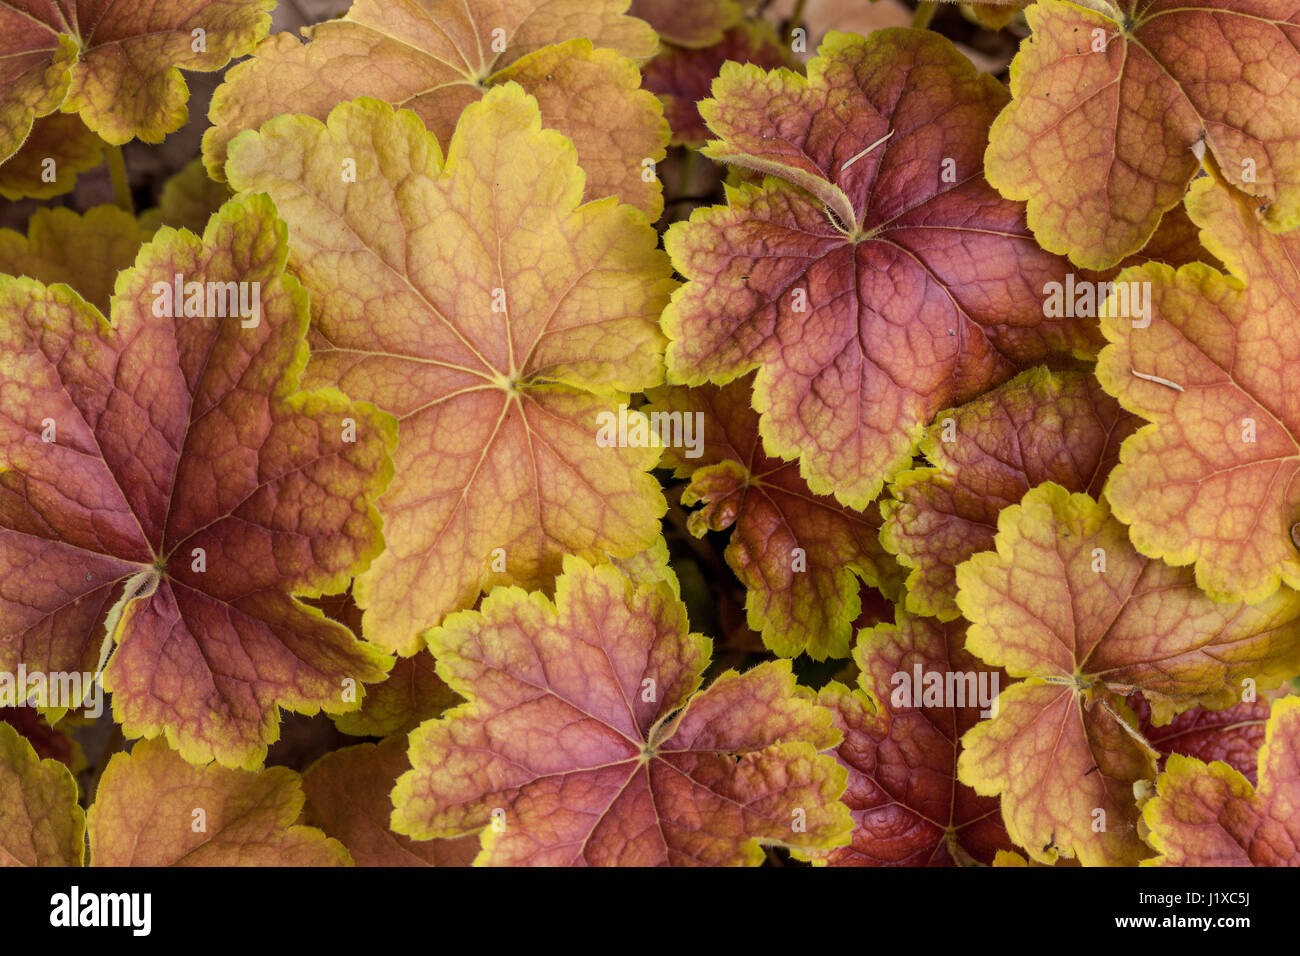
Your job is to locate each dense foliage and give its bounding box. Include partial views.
[0,0,1298,867]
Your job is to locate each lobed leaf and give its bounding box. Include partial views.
[0,721,83,865]
[1097,178,1300,603]
[205,0,666,216]
[986,0,1300,268]
[665,28,1098,510]
[1142,697,1300,866]
[956,483,1300,865]
[881,367,1139,621]
[0,205,151,315]
[391,557,852,865]
[0,194,396,769]
[0,113,101,201]
[226,88,675,655]
[817,611,1012,866]
[1130,692,1273,787]
[0,0,273,158]
[647,375,904,660]
[89,737,350,865]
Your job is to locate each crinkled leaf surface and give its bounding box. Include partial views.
[1131,692,1272,787]
[881,367,1138,621]
[628,0,741,47]
[986,0,1300,269]
[0,0,273,156]
[642,21,790,146]
[0,204,150,314]
[0,721,83,865]
[303,735,479,866]
[817,611,1012,866]
[392,558,852,866]
[665,28,1098,509]
[647,375,903,660]
[88,737,350,865]
[0,113,100,200]
[1098,179,1300,604]
[205,0,666,216]
[956,484,1300,865]
[1142,697,1300,866]
[226,89,674,655]
[0,194,395,770]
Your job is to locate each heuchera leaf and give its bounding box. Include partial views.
[665,28,1098,510]
[88,737,350,865]
[0,194,395,769]
[962,2,1028,31]
[333,651,460,739]
[302,735,479,866]
[1141,697,1300,866]
[0,720,83,865]
[0,707,82,768]
[611,535,680,596]
[0,204,150,314]
[204,0,666,217]
[628,0,742,47]
[642,21,791,147]
[1098,178,1300,603]
[881,367,1139,621]
[139,158,233,235]
[956,483,1300,865]
[646,374,904,660]
[304,590,461,736]
[816,611,1013,866]
[225,89,675,655]
[985,0,1300,269]
[1130,692,1273,787]
[391,557,852,865]
[0,113,101,200]
[0,0,273,158]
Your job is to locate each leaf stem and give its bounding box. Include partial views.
[912,1,939,29]
[105,143,133,214]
